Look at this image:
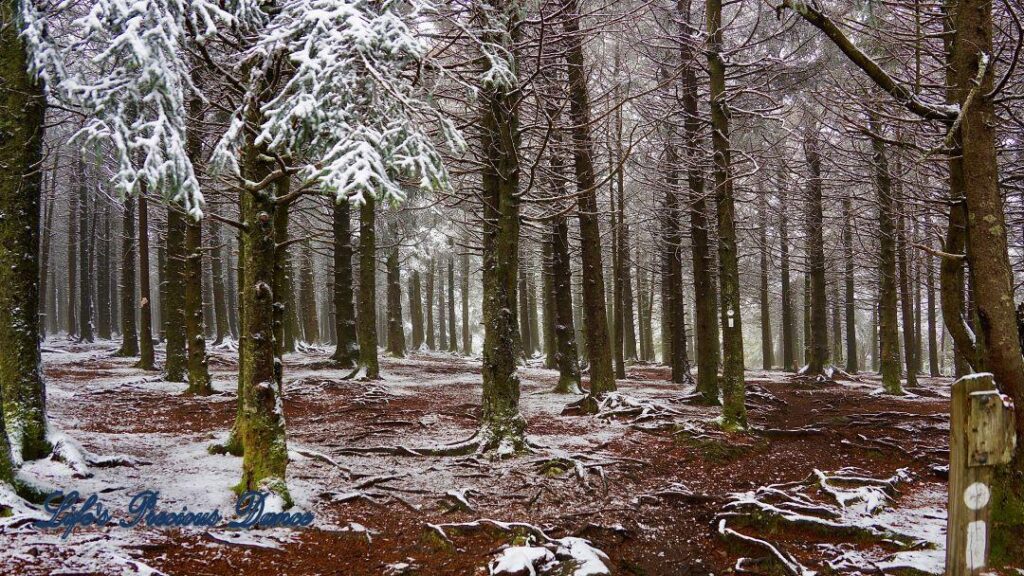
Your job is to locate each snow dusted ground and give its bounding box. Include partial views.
[0,338,958,575]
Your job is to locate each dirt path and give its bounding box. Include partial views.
[0,340,969,575]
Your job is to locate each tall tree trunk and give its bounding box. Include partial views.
[386,245,405,357]
[616,110,638,364]
[664,143,690,385]
[780,181,795,371]
[561,0,615,402]
[869,115,902,394]
[949,0,1024,556]
[611,174,625,379]
[97,203,112,339]
[226,236,239,339]
[164,208,187,381]
[895,164,918,387]
[759,193,773,370]
[184,217,212,394]
[332,200,358,365]
[210,220,229,346]
[38,175,54,339]
[476,0,527,450]
[119,194,141,356]
[518,262,531,358]
[843,198,857,373]
[448,252,457,353]
[67,172,78,338]
[77,154,94,342]
[425,259,435,350]
[356,197,380,378]
[0,2,50,460]
[706,0,745,427]
[437,259,447,351]
[926,218,939,376]
[299,240,319,343]
[462,251,471,355]
[410,270,424,350]
[679,5,720,396]
[804,125,828,375]
[551,218,582,393]
[542,238,556,367]
[137,191,155,370]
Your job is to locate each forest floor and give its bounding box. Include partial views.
[1,338,1012,576]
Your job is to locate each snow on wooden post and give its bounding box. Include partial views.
[945,373,1016,575]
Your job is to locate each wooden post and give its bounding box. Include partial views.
[946,373,1016,574]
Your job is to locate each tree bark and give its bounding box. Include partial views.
[0,1,50,460]
[137,190,155,370]
[425,259,435,350]
[561,0,615,402]
[299,240,319,343]
[759,193,773,370]
[117,193,139,356]
[164,207,187,381]
[386,245,405,357]
[804,125,829,375]
[869,115,902,394]
[77,154,94,343]
[462,251,471,355]
[332,200,358,365]
[448,252,457,353]
[97,203,112,339]
[184,217,212,395]
[356,196,380,378]
[843,198,857,373]
[210,220,229,346]
[706,0,745,428]
[410,270,424,350]
[780,179,795,371]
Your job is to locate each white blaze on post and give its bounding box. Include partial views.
[965,520,986,570]
[727,308,734,328]
[963,482,990,511]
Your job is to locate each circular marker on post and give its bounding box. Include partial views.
[964,482,990,511]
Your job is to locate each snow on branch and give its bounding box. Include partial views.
[22,0,249,219]
[220,0,464,207]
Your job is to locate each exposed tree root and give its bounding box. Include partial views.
[717,467,931,574]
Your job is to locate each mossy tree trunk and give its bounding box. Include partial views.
[477,0,527,451]
[0,0,50,460]
[706,0,745,428]
[780,180,795,372]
